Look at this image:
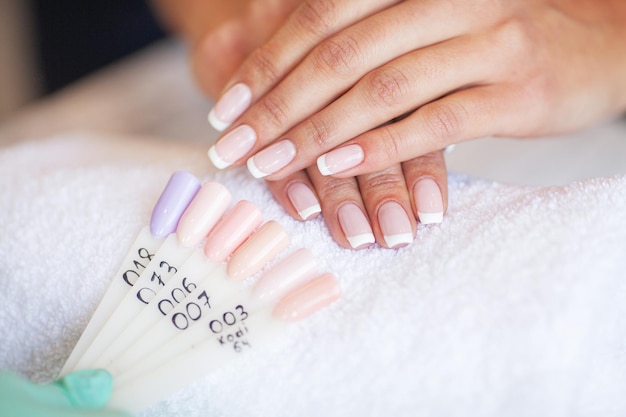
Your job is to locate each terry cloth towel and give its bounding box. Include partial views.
[1,132,625,417]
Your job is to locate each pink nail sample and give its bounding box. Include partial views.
[378,201,414,248]
[317,144,364,176]
[208,125,257,169]
[227,221,290,280]
[207,83,252,131]
[252,249,320,304]
[337,203,375,249]
[286,182,321,220]
[413,178,444,224]
[204,200,263,263]
[272,273,341,322]
[176,182,232,248]
[246,140,296,178]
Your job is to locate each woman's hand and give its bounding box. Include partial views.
[206,0,626,180]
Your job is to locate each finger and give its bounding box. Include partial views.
[356,164,415,249]
[316,84,521,177]
[208,0,400,130]
[402,151,448,225]
[265,171,322,221]
[307,166,375,250]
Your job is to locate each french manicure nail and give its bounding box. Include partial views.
[317,144,364,176]
[208,125,257,169]
[176,182,232,247]
[204,200,263,262]
[227,221,290,280]
[337,203,375,249]
[208,83,252,131]
[287,182,321,220]
[378,201,413,248]
[150,171,201,238]
[247,140,296,178]
[252,248,320,304]
[272,273,341,322]
[414,178,444,224]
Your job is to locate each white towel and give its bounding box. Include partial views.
[1,132,625,417]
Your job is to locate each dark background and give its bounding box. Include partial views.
[28,0,165,94]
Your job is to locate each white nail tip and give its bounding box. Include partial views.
[384,233,414,249]
[207,110,230,132]
[316,154,332,176]
[346,233,375,249]
[418,211,444,224]
[207,146,231,170]
[247,157,268,179]
[298,204,322,220]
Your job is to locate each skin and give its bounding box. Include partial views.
[150,0,450,249]
[207,0,626,182]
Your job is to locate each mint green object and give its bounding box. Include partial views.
[0,369,132,417]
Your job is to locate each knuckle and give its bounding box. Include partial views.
[248,45,280,84]
[313,34,361,78]
[362,171,404,192]
[496,18,535,60]
[305,117,333,149]
[315,176,355,202]
[365,66,412,108]
[423,102,465,145]
[378,124,406,159]
[257,94,289,129]
[295,0,337,37]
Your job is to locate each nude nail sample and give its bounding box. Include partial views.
[204,200,263,262]
[227,221,290,280]
[176,182,232,247]
[208,125,257,169]
[150,171,201,238]
[286,182,321,220]
[207,83,252,131]
[246,140,296,178]
[413,178,444,224]
[272,273,341,322]
[337,203,375,249]
[317,144,364,176]
[252,248,320,304]
[378,201,414,248]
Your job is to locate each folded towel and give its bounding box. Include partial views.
[1,132,625,417]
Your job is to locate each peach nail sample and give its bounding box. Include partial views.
[272,273,341,322]
[176,182,232,247]
[227,221,290,280]
[204,200,263,263]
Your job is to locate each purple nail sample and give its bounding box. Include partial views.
[150,171,201,238]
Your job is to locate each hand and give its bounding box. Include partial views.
[0,369,131,417]
[152,0,450,249]
[206,0,626,181]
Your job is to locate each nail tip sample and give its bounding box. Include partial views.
[207,109,230,132]
[150,171,201,238]
[384,233,414,249]
[298,204,322,220]
[346,233,375,249]
[207,146,231,170]
[418,211,444,224]
[246,157,268,179]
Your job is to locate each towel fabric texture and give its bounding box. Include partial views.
[1,132,625,417]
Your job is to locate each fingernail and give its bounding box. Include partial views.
[272,273,341,322]
[246,140,296,178]
[317,144,364,176]
[337,203,375,249]
[287,182,321,220]
[208,125,257,169]
[253,248,320,304]
[176,182,232,247]
[208,83,252,131]
[150,171,201,238]
[57,369,113,409]
[378,201,413,248]
[414,178,444,224]
[227,221,290,280]
[204,200,263,262]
